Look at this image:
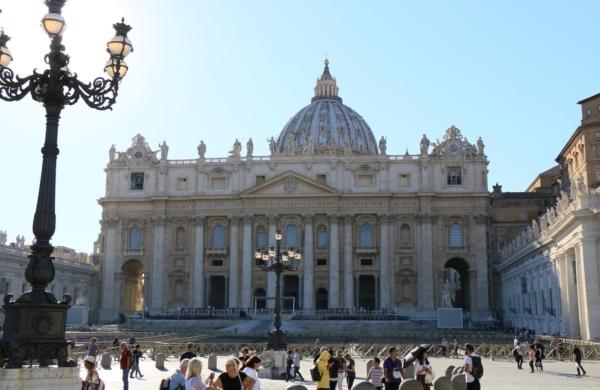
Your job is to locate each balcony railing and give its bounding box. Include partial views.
[124,247,143,255]
[355,245,377,254]
[206,246,227,255]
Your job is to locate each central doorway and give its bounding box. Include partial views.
[444,258,470,310]
[208,276,226,309]
[358,275,376,309]
[283,275,299,310]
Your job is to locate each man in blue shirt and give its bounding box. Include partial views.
[169,358,189,390]
[383,347,403,390]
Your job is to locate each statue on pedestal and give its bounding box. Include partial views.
[197,140,206,160]
[420,134,430,155]
[108,144,116,162]
[229,138,242,158]
[477,136,485,157]
[246,138,254,158]
[0,230,7,245]
[268,137,277,156]
[379,136,387,155]
[159,141,169,161]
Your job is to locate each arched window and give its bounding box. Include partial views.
[256,226,267,249]
[285,224,298,247]
[128,226,142,250]
[317,225,328,249]
[359,223,374,248]
[449,223,463,248]
[400,224,411,248]
[212,225,225,248]
[175,226,185,251]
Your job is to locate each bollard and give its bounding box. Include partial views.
[450,374,466,390]
[100,353,112,370]
[353,382,377,390]
[286,385,309,390]
[399,378,423,390]
[155,353,165,369]
[208,354,218,370]
[433,376,452,390]
[402,364,415,380]
[445,365,455,378]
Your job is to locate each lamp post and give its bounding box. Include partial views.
[255,230,301,350]
[0,0,132,368]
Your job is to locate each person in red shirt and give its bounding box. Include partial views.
[120,342,133,390]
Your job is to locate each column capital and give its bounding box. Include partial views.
[243,215,254,225]
[302,215,315,224]
[343,215,354,224]
[192,216,205,226]
[328,214,340,224]
[267,215,279,225]
[229,215,241,224]
[104,217,120,228]
[378,214,393,224]
[417,213,436,224]
[473,214,487,224]
[150,216,167,226]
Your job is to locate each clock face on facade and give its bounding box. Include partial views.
[448,142,460,154]
[134,151,143,159]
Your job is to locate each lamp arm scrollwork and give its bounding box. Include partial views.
[0,67,44,102]
[65,75,119,110]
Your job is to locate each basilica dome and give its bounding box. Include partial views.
[276,60,379,155]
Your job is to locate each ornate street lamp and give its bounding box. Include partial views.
[0,1,132,368]
[255,230,301,350]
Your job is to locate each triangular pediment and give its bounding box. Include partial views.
[241,171,339,196]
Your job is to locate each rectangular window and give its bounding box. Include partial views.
[447,167,462,185]
[176,177,188,191]
[130,172,144,190]
[211,177,227,189]
[316,174,327,185]
[360,258,373,266]
[256,175,266,185]
[316,258,327,266]
[521,276,528,294]
[211,259,224,267]
[357,174,374,186]
[398,174,410,187]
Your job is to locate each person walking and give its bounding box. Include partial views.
[239,348,250,368]
[572,345,587,376]
[119,342,133,390]
[169,358,190,390]
[242,356,262,390]
[327,349,341,390]
[452,339,459,358]
[285,350,294,382]
[512,338,523,369]
[383,347,403,390]
[528,345,536,373]
[534,344,543,372]
[334,350,346,390]
[214,358,255,390]
[463,344,480,390]
[441,338,448,357]
[181,342,197,361]
[130,344,144,379]
[293,348,305,381]
[81,355,103,390]
[112,337,120,347]
[345,353,356,390]
[415,350,433,390]
[367,357,384,390]
[316,350,331,390]
[87,337,99,358]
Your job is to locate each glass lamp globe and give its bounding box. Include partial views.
[0,46,12,67]
[282,255,289,262]
[254,250,262,260]
[262,254,269,261]
[295,253,301,260]
[107,34,133,57]
[104,58,128,78]
[41,13,65,36]
[288,249,296,257]
[268,248,276,257]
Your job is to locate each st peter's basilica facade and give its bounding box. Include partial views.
[97,62,492,323]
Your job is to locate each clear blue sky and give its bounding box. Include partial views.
[0,0,597,252]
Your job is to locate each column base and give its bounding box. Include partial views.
[0,366,80,390]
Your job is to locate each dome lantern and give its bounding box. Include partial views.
[313,58,341,102]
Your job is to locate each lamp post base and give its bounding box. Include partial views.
[267,328,287,351]
[0,297,75,368]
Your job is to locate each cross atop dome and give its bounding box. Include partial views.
[313,58,341,102]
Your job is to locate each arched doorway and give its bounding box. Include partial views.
[121,259,144,312]
[254,287,266,310]
[283,275,299,310]
[444,258,470,310]
[315,288,328,310]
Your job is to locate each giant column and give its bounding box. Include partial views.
[379,215,390,309]
[473,214,490,318]
[344,215,354,308]
[192,216,205,307]
[99,218,119,322]
[576,239,600,339]
[150,216,166,311]
[266,215,278,309]
[228,216,240,308]
[303,215,314,310]
[418,213,434,312]
[328,215,340,308]
[241,215,253,308]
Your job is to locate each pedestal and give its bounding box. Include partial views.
[437,308,463,329]
[0,367,80,390]
[258,350,288,379]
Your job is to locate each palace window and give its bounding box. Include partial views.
[448,223,463,248]
[357,174,374,187]
[316,174,327,185]
[130,172,144,190]
[359,223,374,248]
[211,259,224,267]
[212,225,225,248]
[398,174,410,187]
[256,226,267,249]
[285,224,298,247]
[316,225,328,249]
[360,258,373,266]
[175,227,186,251]
[316,258,327,266]
[256,175,266,185]
[128,226,142,250]
[447,167,462,185]
[211,177,227,189]
[400,224,411,248]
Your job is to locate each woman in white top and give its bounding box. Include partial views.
[414,351,433,390]
[186,358,209,390]
[241,355,262,390]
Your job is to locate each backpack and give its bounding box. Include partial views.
[310,364,322,381]
[471,355,484,379]
[159,378,170,390]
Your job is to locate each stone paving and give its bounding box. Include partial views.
[84,354,600,390]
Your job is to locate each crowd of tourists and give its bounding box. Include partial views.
[511,336,587,376]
